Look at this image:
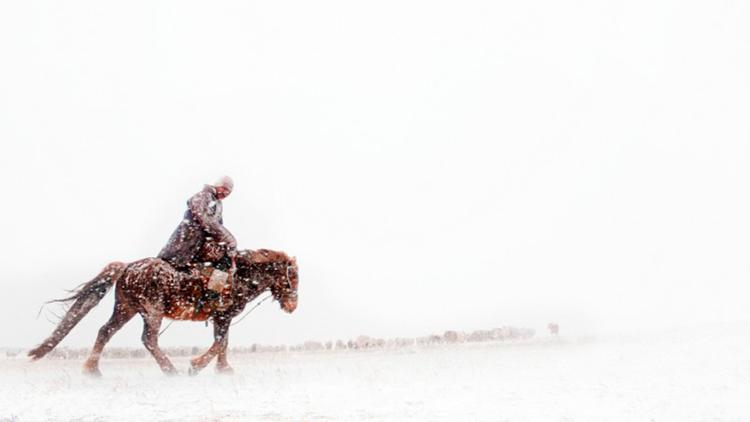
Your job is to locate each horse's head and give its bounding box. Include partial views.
[237,249,298,313]
[272,257,298,313]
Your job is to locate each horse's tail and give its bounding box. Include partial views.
[28,261,127,360]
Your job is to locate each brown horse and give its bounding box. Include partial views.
[28,249,298,376]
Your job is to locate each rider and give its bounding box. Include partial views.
[158,176,238,298]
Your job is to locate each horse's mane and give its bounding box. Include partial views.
[237,249,294,267]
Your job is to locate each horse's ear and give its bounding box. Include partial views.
[292,256,297,264]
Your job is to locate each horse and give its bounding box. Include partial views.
[28,249,298,376]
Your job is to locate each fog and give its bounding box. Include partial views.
[1,0,749,348]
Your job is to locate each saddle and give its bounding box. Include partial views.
[192,239,236,312]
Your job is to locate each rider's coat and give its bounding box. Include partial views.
[158,185,237,270]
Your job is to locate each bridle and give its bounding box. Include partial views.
[282,264,298,299]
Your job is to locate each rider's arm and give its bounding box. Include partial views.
[189,190,237,249]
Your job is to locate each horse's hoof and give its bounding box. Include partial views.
[188,365,201,376]
[82,366,102,378]
[216,366,234,375]
[162,367,179,376]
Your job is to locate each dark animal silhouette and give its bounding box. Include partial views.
[29,249,298,376]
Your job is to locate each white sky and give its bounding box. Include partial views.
[1,0,749,348]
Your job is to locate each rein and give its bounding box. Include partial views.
[230,293,273,326]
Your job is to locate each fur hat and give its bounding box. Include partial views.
[214,175,234,193]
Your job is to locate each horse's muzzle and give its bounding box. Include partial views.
[281,297,297,313]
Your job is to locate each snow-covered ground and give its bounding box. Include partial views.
[2,322,749,421]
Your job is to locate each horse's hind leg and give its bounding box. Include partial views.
[141,314,177,375]
[83,302,136,376]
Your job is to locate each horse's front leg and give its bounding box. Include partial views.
[189,317,230,375]
[141,313,178,375]
[215,317,234,374]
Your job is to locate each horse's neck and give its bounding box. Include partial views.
[237,259,287,297]
[239,273,273,298]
